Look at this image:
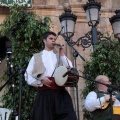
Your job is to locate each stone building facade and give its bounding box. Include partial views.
[0,0,120,119]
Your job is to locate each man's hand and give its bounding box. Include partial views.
[104,95,116,102]
[59,47,64,56]
[41,76,52,87]
[55,45,65,56]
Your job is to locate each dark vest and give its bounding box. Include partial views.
[91,91,120,120]
[90,91,111,120]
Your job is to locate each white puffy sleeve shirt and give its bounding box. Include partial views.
[84,91,120,112]
[84,91,106,112]
[24,50,73,87]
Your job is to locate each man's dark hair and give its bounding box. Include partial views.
[42,31,56,41]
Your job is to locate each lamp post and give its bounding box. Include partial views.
[109,10,120,42]
[59,0,110,51]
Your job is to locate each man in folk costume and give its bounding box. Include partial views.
[84,75,120,120]
[25,31,77,120]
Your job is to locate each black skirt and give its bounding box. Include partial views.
[32,89,77,120]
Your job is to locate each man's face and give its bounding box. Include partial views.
[43,34,56,50]
[99,77,111,92]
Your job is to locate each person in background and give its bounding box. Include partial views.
[24,31,77,120]
[84,75,120,120]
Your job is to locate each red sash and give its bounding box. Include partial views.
[38,77,65,90]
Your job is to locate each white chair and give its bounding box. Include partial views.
[0,108,11,120]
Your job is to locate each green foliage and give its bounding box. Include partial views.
[1,4,52,119]
[82,39,120,120]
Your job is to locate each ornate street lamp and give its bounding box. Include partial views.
[109,10,120,42]
[58,0,103,50]
[58,0,110,51]
[59,9,77,39]
[83,0,101,27]
[83,0,101,46]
